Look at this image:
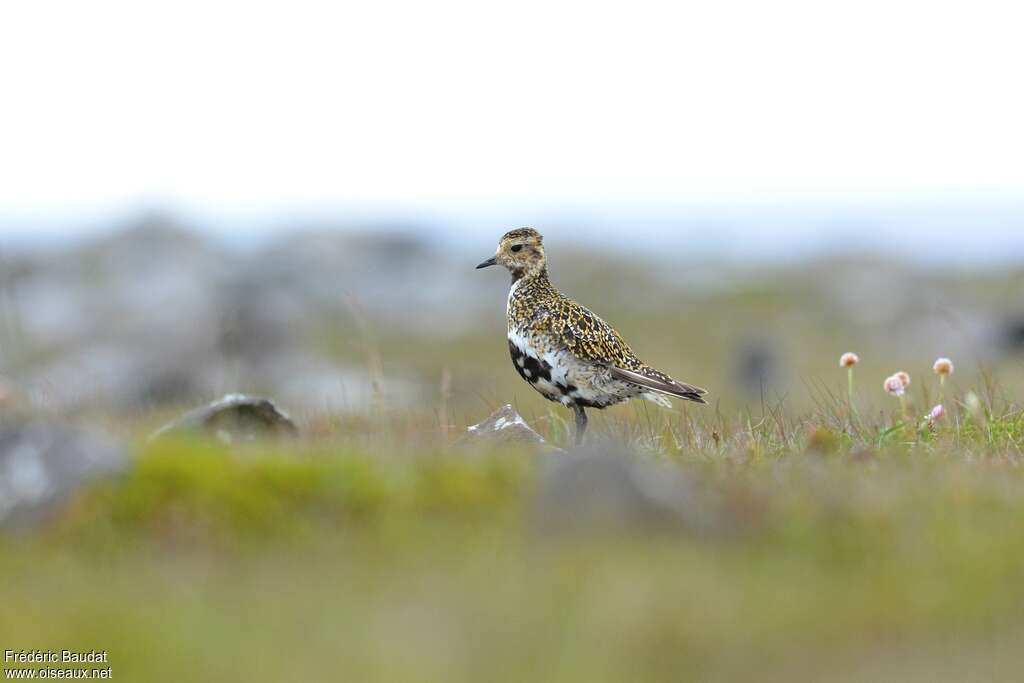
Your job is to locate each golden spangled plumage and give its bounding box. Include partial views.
[477,227,708,445]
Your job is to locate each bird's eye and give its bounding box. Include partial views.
[510,244,523,252]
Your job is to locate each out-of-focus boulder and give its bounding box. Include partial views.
[734,338,780,398]
[467,404,548,447]
[0,422,129,528]
[150,394,299,443]
[1002,316,1024,353]
[530,446,718,534]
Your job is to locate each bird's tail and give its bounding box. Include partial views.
[609,366,708,405]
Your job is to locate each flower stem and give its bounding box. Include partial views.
[846,367,861,429]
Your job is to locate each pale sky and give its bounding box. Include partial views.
[1,0,1022,237]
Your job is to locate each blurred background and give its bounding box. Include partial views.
[2,0,1023,424]
[7,4,1024,682]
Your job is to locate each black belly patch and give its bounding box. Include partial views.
[508,340,553,385]
[568,386,606,409]
[506,341,612,408]
[507,341,623,410]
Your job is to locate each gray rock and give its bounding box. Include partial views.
[0,422,129,528]
[150,394,299,443]
[467,404,547,447]
[530,446,717,534]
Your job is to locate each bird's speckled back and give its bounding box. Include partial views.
[507,271,649,373]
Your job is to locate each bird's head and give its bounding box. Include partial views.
[476,227,547,280]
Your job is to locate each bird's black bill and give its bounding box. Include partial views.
[475,256,498,269]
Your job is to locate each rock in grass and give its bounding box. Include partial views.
[150,394,298,443]
[0,422,129,528]
[531,446,718,534]
[467,404,547,447]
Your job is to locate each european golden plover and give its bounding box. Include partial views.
[477,228,707,445]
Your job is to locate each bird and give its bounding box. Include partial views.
[476,227,707,445]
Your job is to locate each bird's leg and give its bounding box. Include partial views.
[573,405,587,446]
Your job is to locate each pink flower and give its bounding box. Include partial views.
[928,404,945,421]
[839,352,859,368]
[933,358,954,376]
[895,371,911,388]
[884,375,906,397]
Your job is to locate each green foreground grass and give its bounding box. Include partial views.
[4,401,1024,682]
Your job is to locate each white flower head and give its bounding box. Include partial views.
[933,358,954,376]
[839,352,859,368]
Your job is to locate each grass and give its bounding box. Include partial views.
[4,384,1024,681]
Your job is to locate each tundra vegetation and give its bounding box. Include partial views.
[3,225,1024,681]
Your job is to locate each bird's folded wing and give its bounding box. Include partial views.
[556,300,635,365]
[554,299,708,404]
[608,366,708,403]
